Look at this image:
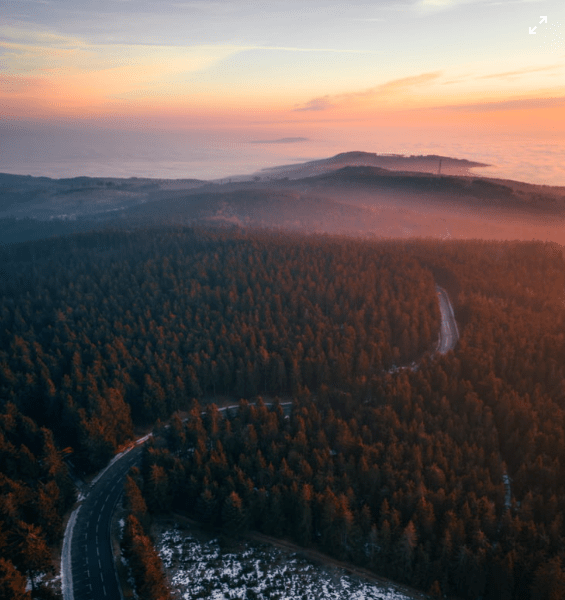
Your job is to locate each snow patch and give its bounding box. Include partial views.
[61,505,81,600]
[156,527,414,600]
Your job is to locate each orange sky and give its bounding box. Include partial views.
[2,1,564,131]
[2,1,565,185]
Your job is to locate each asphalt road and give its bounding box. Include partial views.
[62,288,458,600]
[62,404,291,600]
[64,444,144,600]
[436,286,459,353]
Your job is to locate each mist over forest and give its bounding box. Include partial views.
[1,152,565,600]
[1,152,564,246]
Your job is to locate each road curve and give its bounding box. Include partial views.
[436,285,459,354]
[62,289,458,600]
[61,405,290,600]
[62,443,146,600]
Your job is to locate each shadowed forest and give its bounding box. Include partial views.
[2,153,565,247]
[1,227,565,599]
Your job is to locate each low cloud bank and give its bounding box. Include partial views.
[249,137,309,144]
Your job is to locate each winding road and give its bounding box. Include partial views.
[62,444,146,600]
[436,286,459,354]
[61,405,290,600]
[62,289,458,600]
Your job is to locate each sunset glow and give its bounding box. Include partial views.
[2,0,564,183]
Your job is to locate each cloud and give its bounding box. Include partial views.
[0,74,49,95]
[484,0,545,4]
[412,0,470,12]
[414,0,543,12]
[293,97,334,112]
[433,95,565,112]
[293,71,442,112]
[1,26,84,48]
[370,71,442,93]
[477,64,564,80]
[224,44,372,55]
[0,28,245,97]
[249,137,309,144]
[419,0,457,7]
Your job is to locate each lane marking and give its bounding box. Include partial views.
[65,444,148,600]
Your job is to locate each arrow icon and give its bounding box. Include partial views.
[529,26,537,34]
[540,16,547,24]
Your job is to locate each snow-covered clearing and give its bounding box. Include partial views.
[156,526,415,600]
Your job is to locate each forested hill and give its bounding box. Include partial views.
[1,227,565,599]
[2,153,565,246]
[257,151,489,179]
[295,166,565,216]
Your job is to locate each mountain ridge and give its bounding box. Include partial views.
[258,151,489,179]
[1,152,564,246]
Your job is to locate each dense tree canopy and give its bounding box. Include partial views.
[0,228,441,465]
[1,226,564,599]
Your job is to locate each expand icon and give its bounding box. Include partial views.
[529,16,547,34]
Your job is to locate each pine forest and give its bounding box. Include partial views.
[1,227,565,599]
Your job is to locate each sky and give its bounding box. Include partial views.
[1,0,565,181]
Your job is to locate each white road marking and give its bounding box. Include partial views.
[63,439,151,600]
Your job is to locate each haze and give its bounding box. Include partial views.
[2,152,565,247]
[3,4,565,599]
[2,0,565,186]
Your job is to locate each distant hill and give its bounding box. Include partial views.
[294,166,565,215]
[1,152,564,246]
[257,151,489,180]
[0,173,206,217]
[107,188,395,236]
